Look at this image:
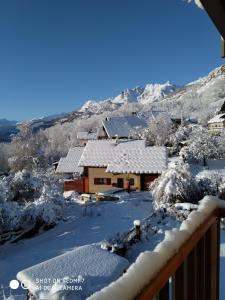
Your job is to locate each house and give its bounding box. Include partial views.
[55,147,85,192]
[102,111,181,139]
[55,147,84,175]
[78,139,167,193]
[102,115,147,139]
[76,127,106,146]
[207,113,225,131]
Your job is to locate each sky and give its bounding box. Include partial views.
[0,0,223,121]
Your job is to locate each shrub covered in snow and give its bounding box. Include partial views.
[150,163,201,208]
[0,171,64,233]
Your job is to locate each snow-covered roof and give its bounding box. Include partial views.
[102,115,147,138]
[17,245,129,299]
[208,113,225,124]
[137,110,170,121]
[56,147,84,174]
[77,131,99,140]
[102,112,179,139]
[79,140,167,174]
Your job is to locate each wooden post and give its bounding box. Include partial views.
[172,263,186,300]
[157,281,169,300]
[210,219,220,300]
[196,236,206,300]
[187,248,197,300]
[205,226,212,300]
[134,220,141,240]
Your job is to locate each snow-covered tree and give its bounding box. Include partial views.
[0,171,64,233]
[145,115,174,146]
[130,114,175,146]
[184,127,220,165]
[168,125,192,155]
[9,124,48,172]
[150,163,201,208]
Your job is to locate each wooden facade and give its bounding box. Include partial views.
[86,167,159,193]
[63,168,159,194]
[64,177,89,193]
[88,167,141,194]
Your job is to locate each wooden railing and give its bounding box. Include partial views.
[137,208,225,300]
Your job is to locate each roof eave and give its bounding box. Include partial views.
[201,0,225,57]
[201,0,225,40]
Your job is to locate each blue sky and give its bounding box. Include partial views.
[0,0,223,121]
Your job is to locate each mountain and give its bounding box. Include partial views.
[152,65,225,121]
[22,111,85,133]
[2,64,225,143]
[0,112,85,143]
[0,119,18,143]
[137,81,179,104]
[79,82,179,113]
[79,65,225,122]
[0,119,17,126]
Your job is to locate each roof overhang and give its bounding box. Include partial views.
[200,0,225,57]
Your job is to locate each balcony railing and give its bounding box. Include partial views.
[88,197,225,300]
[137,209,221,300]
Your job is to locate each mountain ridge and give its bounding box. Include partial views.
[1,64,225,142]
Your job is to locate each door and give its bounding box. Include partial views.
[84,177,89,193]
[141,174,159,190]
[117,178,124,188]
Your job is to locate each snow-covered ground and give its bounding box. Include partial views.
[0,192,177,299]
[2,162,225,299]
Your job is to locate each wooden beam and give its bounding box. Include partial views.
[200,0,225,40]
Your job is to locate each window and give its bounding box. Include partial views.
[94,178,111,185]
[130,178,134,186]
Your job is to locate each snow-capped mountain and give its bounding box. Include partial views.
[79,65,225,122]
[112,86,144,104]
[153,65,225,121]
[2,64,225,143]
[137,81,179,104]
[79,82,179,113]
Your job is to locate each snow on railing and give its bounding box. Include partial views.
[87,196,225,300]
